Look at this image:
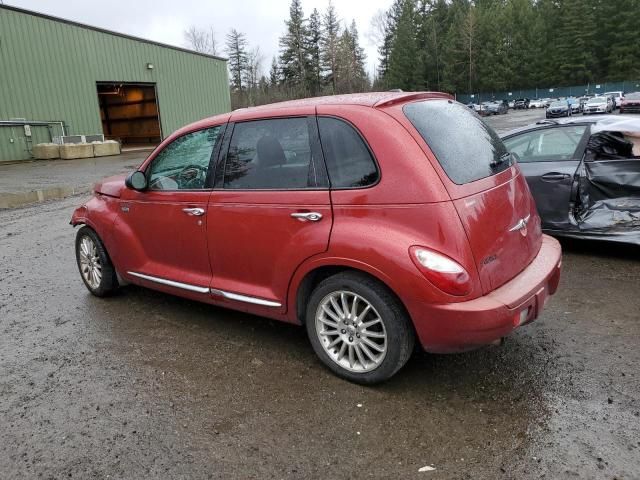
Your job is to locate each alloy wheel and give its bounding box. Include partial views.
[315,291,387,373]
[78,235,102,290]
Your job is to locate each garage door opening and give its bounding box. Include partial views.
[97,82,162,148]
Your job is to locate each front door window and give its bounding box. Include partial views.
[148,127,221,190]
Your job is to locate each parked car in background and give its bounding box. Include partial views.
[578,97,589,111]
[567,97,581,114]
[529,99,546,108]
[603,91,624,109]
[483,101,508,115]
[70,92,562,384]
[514,98,530,109]
[502,116,640,246]
[546,100,572,118]
[508,100,515,109]
[583,96,613,114]
[620,92,640,114]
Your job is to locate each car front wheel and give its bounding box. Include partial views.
[75,226,119,297]
[306,272,415,384]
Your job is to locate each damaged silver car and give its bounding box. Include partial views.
[502,116,640,245]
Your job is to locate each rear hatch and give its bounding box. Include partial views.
[402,99,542,294]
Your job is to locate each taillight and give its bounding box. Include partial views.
[409,246,471,296]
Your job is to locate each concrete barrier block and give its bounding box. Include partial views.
[60,143,94,160]
[92,140,121,157]
[32,143,60,159]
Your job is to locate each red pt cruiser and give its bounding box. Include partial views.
[71,92,562,384]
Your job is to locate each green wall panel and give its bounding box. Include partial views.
[0,6,230,161]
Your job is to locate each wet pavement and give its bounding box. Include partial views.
[1,110,639,479]
[0,149,150,209]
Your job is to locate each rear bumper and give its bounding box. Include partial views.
[406,235,562,353]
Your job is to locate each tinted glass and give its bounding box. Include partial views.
[317,117,378,188]
[503,125,587,163]
[403,100,511,184]
[223,118,318,189]
[626,92,640,99]
[148,127,221,190]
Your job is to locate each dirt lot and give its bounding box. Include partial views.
[1,109,639,479]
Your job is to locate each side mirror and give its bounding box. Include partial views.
[125,171,148,191]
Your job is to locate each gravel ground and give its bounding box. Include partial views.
[1,109,639,479]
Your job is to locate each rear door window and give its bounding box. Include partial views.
[317,117,378,188]
[403,99,512,184]
[222,117,322,190]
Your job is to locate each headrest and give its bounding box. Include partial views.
[257,135,286,168]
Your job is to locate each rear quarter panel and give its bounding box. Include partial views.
[286,106,482,318]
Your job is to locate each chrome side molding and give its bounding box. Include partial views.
[127,271,282,307]
[210,288,282,307]
[127,272,210,294]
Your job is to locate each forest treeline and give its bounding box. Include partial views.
[184,0,640,108]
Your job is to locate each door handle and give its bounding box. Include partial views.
[183,207,205,216]
[541,172,571,182]
[290,212,323,222]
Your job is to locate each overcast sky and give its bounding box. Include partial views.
[5,0,391,76]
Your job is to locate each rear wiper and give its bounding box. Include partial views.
[490,152,512,168]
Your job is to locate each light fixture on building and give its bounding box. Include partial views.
[146,63,154,70]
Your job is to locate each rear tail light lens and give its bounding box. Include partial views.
[409,246,471,296]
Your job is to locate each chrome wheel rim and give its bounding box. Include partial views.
[315,291,387,373]
[78,236,102,290]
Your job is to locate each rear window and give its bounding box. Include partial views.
[404,100,511,184]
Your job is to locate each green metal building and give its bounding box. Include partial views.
[0,5,230,162]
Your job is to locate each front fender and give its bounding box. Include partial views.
[70,194,120,255]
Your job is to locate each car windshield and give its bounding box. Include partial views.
[403,99,511,185]
[550,101,566,107]
[626,92,640,100]
[588,98,606,104]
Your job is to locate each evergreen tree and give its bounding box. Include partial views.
[269,56,280,86]
[602,0,640,81]
[385,0,419,91]
[377,0,404,86]
[279,0,311,95]
[307,8,323,95]
[321,0,341,93]
[552,0,596,85]
[225,29,249,92]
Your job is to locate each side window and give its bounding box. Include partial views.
[317,117,378,188]
[148,127,221,190]
[223,118,319,190]
[503,126,587,163]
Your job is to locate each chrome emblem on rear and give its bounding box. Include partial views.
[509,214,531,237]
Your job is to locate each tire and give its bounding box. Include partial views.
[305,272,415,384]
[75,226,119,297]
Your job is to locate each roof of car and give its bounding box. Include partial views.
[501,114,640,138]
[501,116,604,137]
[235,91,453,111]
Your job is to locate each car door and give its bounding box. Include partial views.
[503,124,589,231]
[574,130,640,235]
[206,113,332,312]
[114,125,224,293]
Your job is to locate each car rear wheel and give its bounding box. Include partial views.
[306,272,415,384]
[75,226,118,297]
